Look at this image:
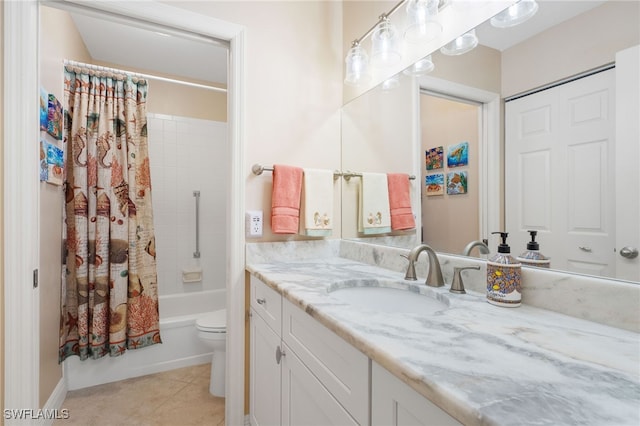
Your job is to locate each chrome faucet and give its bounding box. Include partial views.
[403,244,445,287]
[462,240,490,257]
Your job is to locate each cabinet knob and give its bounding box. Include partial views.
[275,345,286,364]
[256,298,266,305]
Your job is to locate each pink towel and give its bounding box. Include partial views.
[387,173,416,231]
[271,165,303,234]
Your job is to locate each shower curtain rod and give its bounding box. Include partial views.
[64,59,227,93]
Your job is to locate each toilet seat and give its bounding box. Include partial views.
[196,309,226,333]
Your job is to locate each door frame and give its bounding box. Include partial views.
[3,1,246,424]
[418,75,501,247]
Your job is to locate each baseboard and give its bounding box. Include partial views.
[39,377,69,426]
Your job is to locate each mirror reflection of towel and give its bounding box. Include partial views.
[271,164,303,234]
[300,168,334,237]
[387,173,415,231]
[358,173,391,235]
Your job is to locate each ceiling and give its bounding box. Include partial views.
[475,0,606,51]
[69,0,606,85]
[70,12,229,85]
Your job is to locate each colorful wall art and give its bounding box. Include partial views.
[40,88,49,131]
[425,173,444,196]
[45,141,64,186]
[47,93,63,140]
[447,171,468,195]
[426,146,444,170]
[447,141,468,168]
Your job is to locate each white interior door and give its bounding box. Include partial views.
[506,68,617,277]
[615,45,640,282]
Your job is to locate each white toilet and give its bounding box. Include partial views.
[195,309,226,397]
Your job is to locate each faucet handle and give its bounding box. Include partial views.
[401,254,418,281]
[450,266,480,294]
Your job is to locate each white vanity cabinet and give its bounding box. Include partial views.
[371,361,462,426]
[249,276,369,426]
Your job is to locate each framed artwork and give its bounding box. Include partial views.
[45,142,64,186]
[447,171,468,195]
[426,146,444,170]
[39,140,48,182]
[47,94,63,140]
[425,173,444,196]
[40,88,49,131]
[447,142,469,168]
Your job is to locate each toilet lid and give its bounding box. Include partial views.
[196,309,226,332]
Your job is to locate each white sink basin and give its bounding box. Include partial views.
[328,282,448,315]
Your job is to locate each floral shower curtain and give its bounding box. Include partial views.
[59,65,161,361]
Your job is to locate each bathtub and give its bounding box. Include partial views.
[64,289,226,391]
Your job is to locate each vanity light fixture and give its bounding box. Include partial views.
[490,0,539,28]
[405,0,442,43]
[381,74,400,91]
[403,55,435,76]
[344,42,371,86]
[371,16,402,67]
[440,28,478,55]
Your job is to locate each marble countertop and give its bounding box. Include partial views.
[246,256,640,426]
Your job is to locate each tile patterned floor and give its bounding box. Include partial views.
[55,363,225,426]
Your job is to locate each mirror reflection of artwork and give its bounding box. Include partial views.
[447,171,467,195]
[425,173,444,196]
[47,93,63,140]
[447,141,468,168]
[426,146,444,170]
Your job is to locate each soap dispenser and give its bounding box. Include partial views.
[486,232,522,307]
[516,230,550,268]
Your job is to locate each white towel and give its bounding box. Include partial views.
[358,173,391,235]
[300,168,334,237]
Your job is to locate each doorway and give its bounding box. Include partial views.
[4,2,245,424]
[420,92,482,254]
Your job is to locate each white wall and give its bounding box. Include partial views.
[147,114,228,296]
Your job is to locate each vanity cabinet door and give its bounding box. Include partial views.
[371,362,461,426]
[249,308,282,426]
[281,342,358,426]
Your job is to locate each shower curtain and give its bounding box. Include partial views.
[59,66,161,361]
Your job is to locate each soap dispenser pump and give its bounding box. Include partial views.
[516,230,550,268]
[486,232,522,307]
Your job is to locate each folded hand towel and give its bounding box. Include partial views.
[271,164,303,234]
[358,173,391,235]
[387,173,416,231]
[300,168,334,237]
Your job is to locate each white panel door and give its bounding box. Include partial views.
[506,69,616,276]
[615,45,640,282]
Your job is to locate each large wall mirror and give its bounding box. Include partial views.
[341,0,640,284]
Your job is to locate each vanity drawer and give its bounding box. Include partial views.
[250,276,282,333]
[282,298,369,426]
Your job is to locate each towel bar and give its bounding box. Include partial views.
[251,164,416,182]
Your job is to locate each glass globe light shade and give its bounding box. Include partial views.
[371,19,402,67]
[403,55,435,76]
[344,44,371,86]
[490,0,539,28]
[381,75,400,91]
[440,29,478,56]
[405,0,442,43]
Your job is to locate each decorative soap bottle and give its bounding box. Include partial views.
[516,230,550,268]
[486,232,522,307]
